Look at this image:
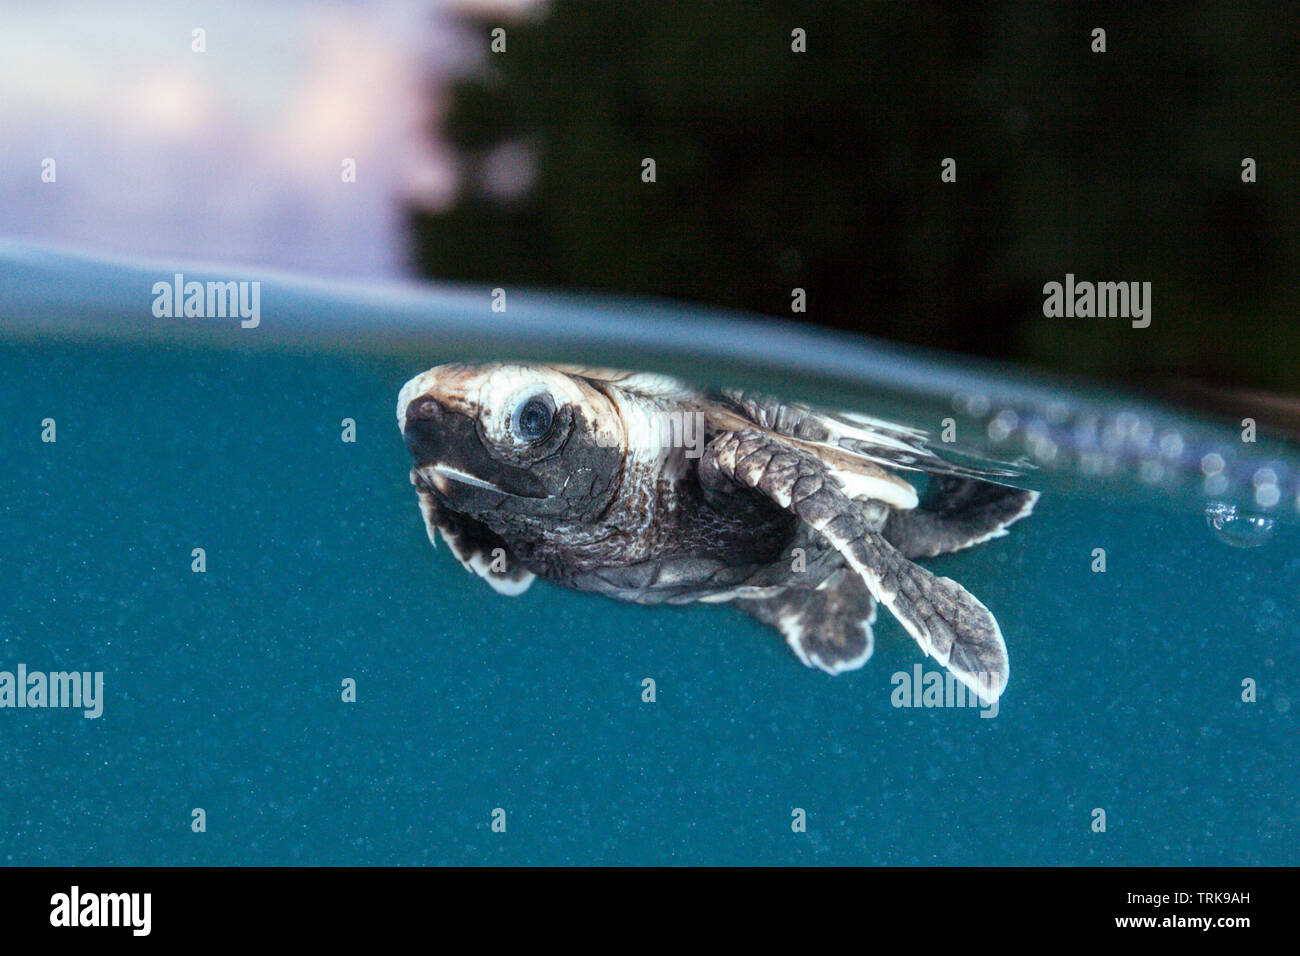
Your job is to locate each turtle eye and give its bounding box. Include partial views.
[510,393,555,443]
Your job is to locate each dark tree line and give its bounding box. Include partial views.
[408,0,1300,393]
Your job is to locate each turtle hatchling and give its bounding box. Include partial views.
[397,363,1037,701]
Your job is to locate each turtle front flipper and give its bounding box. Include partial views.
[411,472,535,596]
[703,429,1009,702]
[884,475,1038,559]
[736,570,876,674]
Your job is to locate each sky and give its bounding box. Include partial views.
[0,0,538,278]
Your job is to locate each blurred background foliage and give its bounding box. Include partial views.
[408,0,1300,398]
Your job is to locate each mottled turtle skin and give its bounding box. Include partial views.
[397,363,1037,701]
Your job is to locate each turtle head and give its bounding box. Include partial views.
[397,363,625,526]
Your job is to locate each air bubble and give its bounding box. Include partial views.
[1035,441,1059,464]
[1137,459,1165,484]
[1255,483,1281,509]
[1204,501,1276,548]
[1100,422,1125,451]
[1115,411,1141,438]
[1252,467,1278,488]
[1045,402,1071,426]
[954,392,991,417]
[987,409,1019,442]
[1078,451,1106,475]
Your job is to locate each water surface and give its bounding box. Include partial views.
[1,243,1295,865]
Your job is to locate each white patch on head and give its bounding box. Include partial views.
[398,363,627,470]
[397,369,442,432]
[480,365,624,452]
[591,383,693,536]
[480,366,565,443]
[397,364,495,433]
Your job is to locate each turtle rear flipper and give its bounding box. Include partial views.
[884,476,1039,559]
[736,570,876,674]
[704,429,1009,702]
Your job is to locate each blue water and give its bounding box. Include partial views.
[1,244,1297,865]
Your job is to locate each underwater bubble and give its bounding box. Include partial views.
[1255,483,1281,509]
[1073,415,1101,450]
[1023,419,1057,463]
[1158,431,1185,459]
[1203,472,1229,496]
[954,392,991,417]
[1137,459,1165,484]
[1204,501,1276,548]
[1031,437,1059,465]
[1252,467,1278,488]
[1252,468,1282,509]
[1045,402,1071,426]
[987,409,1018,442]
[1114,411,1142,443]
[1078,451,1106,475]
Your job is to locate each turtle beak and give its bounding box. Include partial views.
[400,387,551,506]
